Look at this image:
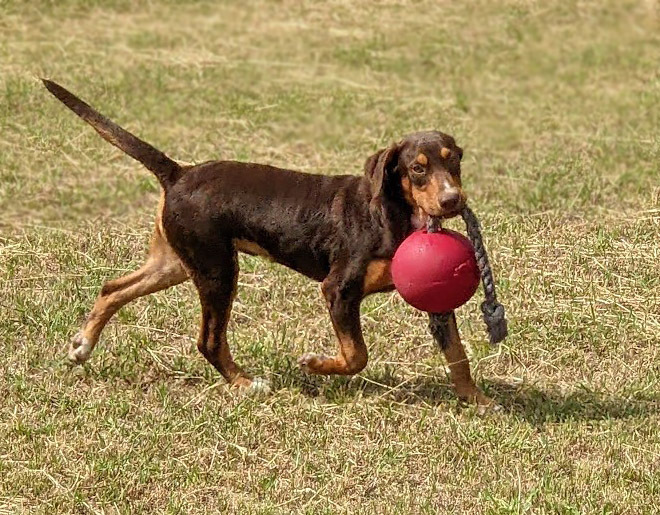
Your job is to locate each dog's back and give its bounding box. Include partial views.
[164,160,366,281]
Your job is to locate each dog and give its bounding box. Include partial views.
[43,79,493,407]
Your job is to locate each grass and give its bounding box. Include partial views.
[1,0,660,512]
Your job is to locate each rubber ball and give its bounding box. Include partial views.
[391,229,480,313]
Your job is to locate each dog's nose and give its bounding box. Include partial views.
[440,190,461,212]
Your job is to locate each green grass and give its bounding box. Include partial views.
[1,0,660,512]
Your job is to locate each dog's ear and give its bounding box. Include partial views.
[364,143,400,207]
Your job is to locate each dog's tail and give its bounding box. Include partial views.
[42,79,181,189]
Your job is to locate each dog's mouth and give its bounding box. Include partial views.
[420,206,463,220]
[410,210,429,230]
[411,208,460,231]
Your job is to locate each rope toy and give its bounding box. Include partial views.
[427,207,508,348]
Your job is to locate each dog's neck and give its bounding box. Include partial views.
[373,193,415,251]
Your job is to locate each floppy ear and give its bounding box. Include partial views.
[364,143,399,206]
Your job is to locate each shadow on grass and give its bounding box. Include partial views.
[63,352,659,426]
[278,363,659,426]
[481,380,659,425]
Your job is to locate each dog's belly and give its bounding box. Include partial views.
[234,235,330,281]
[234,239,273,259]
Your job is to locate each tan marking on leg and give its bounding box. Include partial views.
[298,274,367,376]
[298,326,367,376]
[442,314,495,408]
[71,197,188,363]
[363,259,393,296]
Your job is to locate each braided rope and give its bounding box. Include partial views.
[426,207,508,347]
[460,206,508,345]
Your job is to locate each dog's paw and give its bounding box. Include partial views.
[455,388,502,415]
[297,353,331,374]
[476,401,503,416]
[247,377,272,395]
[232,376,272,396]
[68,332,93,364]
[472,392,502,416]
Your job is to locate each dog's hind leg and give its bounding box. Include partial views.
[69,223,188,364]
[191,241,270,393]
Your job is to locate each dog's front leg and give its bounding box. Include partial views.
[298,273,367,376]
[440,313,496,410]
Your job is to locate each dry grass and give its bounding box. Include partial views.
[1,0,660,513]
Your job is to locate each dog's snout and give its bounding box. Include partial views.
[440,190,461,212]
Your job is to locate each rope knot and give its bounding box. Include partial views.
[480,300,508,345]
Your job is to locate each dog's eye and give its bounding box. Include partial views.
[411,163,425,175]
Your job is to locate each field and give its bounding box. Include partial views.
[1,0,660,512]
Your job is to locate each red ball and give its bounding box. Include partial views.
[391,229,480,313]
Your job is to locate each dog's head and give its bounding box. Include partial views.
[364,131,466,220]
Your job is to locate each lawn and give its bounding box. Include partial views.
[1,0,659,512]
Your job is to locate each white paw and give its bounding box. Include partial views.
[245,377,272,395]
[68,332,94,364]
[477,402,503,416]
[297,352,329,373]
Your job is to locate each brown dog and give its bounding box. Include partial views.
[43,79,492,407]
